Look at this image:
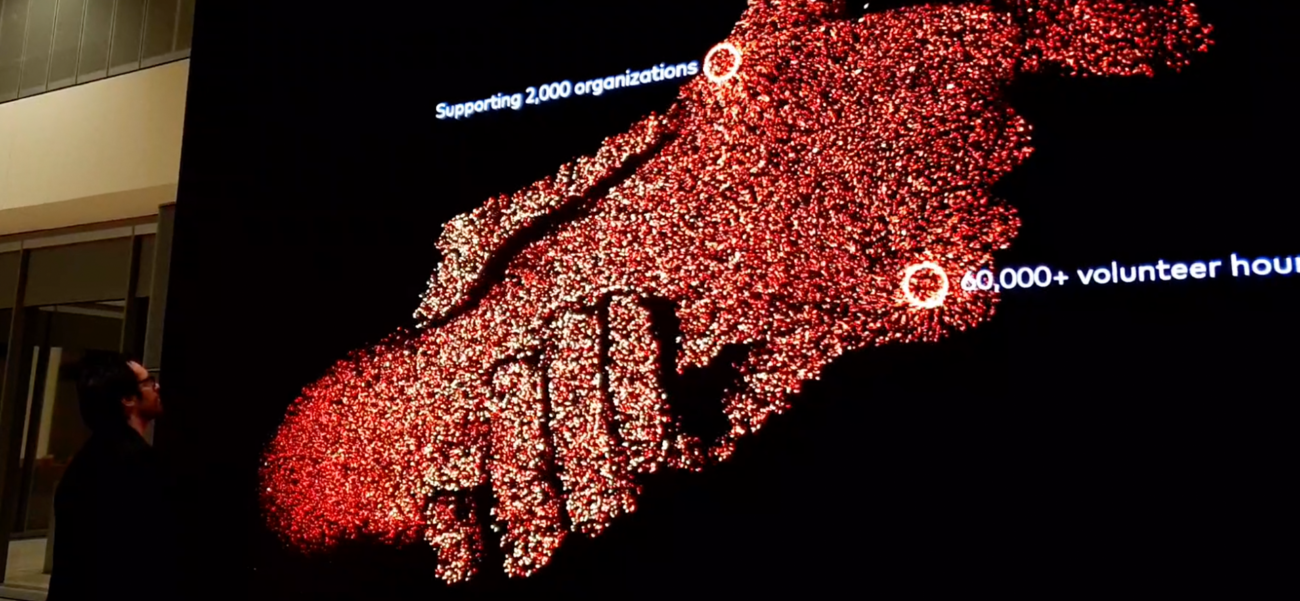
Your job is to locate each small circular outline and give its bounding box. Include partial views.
[704,42,743,84]
[901,262,950,310]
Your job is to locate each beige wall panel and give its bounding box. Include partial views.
[0,60,188,234]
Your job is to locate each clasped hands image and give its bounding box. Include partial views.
[261,0,1210,583]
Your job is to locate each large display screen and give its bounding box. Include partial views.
[167,1,1293,598]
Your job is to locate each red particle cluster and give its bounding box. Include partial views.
[261,0,1210,583]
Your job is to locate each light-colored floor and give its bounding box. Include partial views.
[3,538,49,590]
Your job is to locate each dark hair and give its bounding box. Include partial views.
[75,351,141,432]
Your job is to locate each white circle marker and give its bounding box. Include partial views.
[902,262,950,309]
[704,42,742,84]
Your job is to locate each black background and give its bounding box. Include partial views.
[162,1,1294,598]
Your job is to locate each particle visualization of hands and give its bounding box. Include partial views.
[261,0,1210,584]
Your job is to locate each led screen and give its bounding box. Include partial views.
[167,1,1293,598]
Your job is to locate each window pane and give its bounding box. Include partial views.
[0,308,10,452]
[0,0,30,100]
[174,0,192,51]
[77,0,112,81]
[107,0,143,73]
[22,310,125,533]
[0,309,10,375]
[25,239,132,307]
[47,0,86,89]
[18,0,57,95]
[136,234,155,296]
[0,252,19,309]
[140,0,174,61]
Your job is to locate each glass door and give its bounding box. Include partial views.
[2,300,146,590]
[11,301,149,537]
[2,232,161,592]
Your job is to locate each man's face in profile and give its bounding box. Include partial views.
[127,361,163,420]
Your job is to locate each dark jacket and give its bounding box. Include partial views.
[47,423,178,601]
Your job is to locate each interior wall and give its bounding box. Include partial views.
[0,59,189,235]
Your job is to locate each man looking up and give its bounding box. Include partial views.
[48,352,176,601]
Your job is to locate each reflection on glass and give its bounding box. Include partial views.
[14,300,149,535]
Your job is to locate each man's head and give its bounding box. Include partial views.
[76,352,162,433]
